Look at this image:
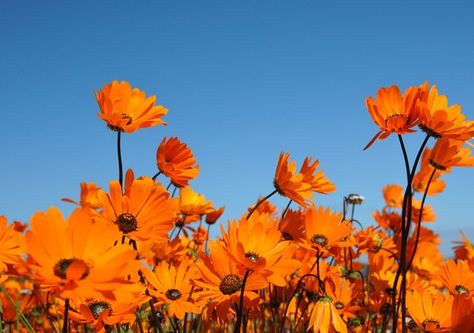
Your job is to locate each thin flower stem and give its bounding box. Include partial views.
[152,171,162,181]
[135,312,145,333]
[247,190,277,219]
[62,298,69,333]
[281,200,293,220]
[279,273,324,333]
[117,131,124,189]
[406,167,437,271]
[392,134,430,333]
[205,223,211,253]
[0,286,35,333]
[234,270,250,333]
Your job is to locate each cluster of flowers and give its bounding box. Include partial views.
[0,80,473,333]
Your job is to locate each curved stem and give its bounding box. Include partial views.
[247,190,277,219]
[281,200,293,220]
[117,131,124,189]
[62,299,69,333]
[392,134,430,333]
[234,270,250,333]
[406,167,437,270]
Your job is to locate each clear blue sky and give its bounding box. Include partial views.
[1,1,473,254]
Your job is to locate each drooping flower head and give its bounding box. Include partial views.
[96,80,168,133]
[429,138,474,171]
[156,137,199,187]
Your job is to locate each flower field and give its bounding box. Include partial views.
[1,80,473,332]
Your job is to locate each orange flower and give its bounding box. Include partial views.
[438,259,474,296]
[156,137,199,187]
[272,152,334,208]
[453,232,474,270]
[222,218,299,286]
[407,291,453,332]
[308,294,347,333]
[412,148,446,196]
[205,206,225,225]
[417,84,474,140]
[62,182,105,210]
[194,242,265,323]
[0,216,25,266]
[144,260,201,319]
[429,138,474,171]
[274,152,312,207]
[299,157,336,195]
[278,208,305,242]
[100,175,178,244]
[382,184,403,208]
[178,187,213,219]
[303,205,354,254]
[364,82,428,149]
[69,284,149,332]
[95,80,168,133]
[25,207,138,301]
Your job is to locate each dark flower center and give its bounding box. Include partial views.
[165,289,182,300]
[282,232,293,241]
[455,284,469,295]
[311,234,328,247]
[419,124,441,138]
[116,213,138,234]
[245,251,260,263]
[219,274,242,295]
[422,318,440,331]
[53,258,90,280]
[334,301,344,309]
[88,300,112,319]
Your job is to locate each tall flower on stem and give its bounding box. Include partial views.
[364,82,428,150]
[96,80,168,187]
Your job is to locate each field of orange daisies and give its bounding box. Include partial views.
[1,80,473,333]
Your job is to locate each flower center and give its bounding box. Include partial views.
[334,301,344,309]
[429,159,447,171]
[318,295,333,303]
[422,318,440,331]
[53,258,90,280]
[88,300,112,319]
[455,284,469,295]
[311,234,328,247]
[165,289,182,300]
[282,232,293,241]
[116,213,138,234]
[219,274,242,295]
[419,124,441,138]
[245,251,260,263]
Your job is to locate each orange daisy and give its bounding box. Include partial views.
[144,260,201,320]
[205,206,225,225]
[25,207,138,301]
[382,184,404,208]
[429,138,474,171]
[412,148,446,196]
[0,216,25,266]
[364,82,428,149]
[194,242,266,323]
[156,137,199,187]
[95,80,168,133]
[299,156,336,195]
[178,187,213,224]
[303,205,354,254]
[68,284,149,332]
[99,175,179,244]
[308,294,348,333]
[273,152,313,207]
[417,84,474,140]
[222,218,300,286]
[438,259,474,296]
[407,291,453,332]
[62,182,106,210]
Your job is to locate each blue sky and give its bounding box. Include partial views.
[1,1,473,254]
